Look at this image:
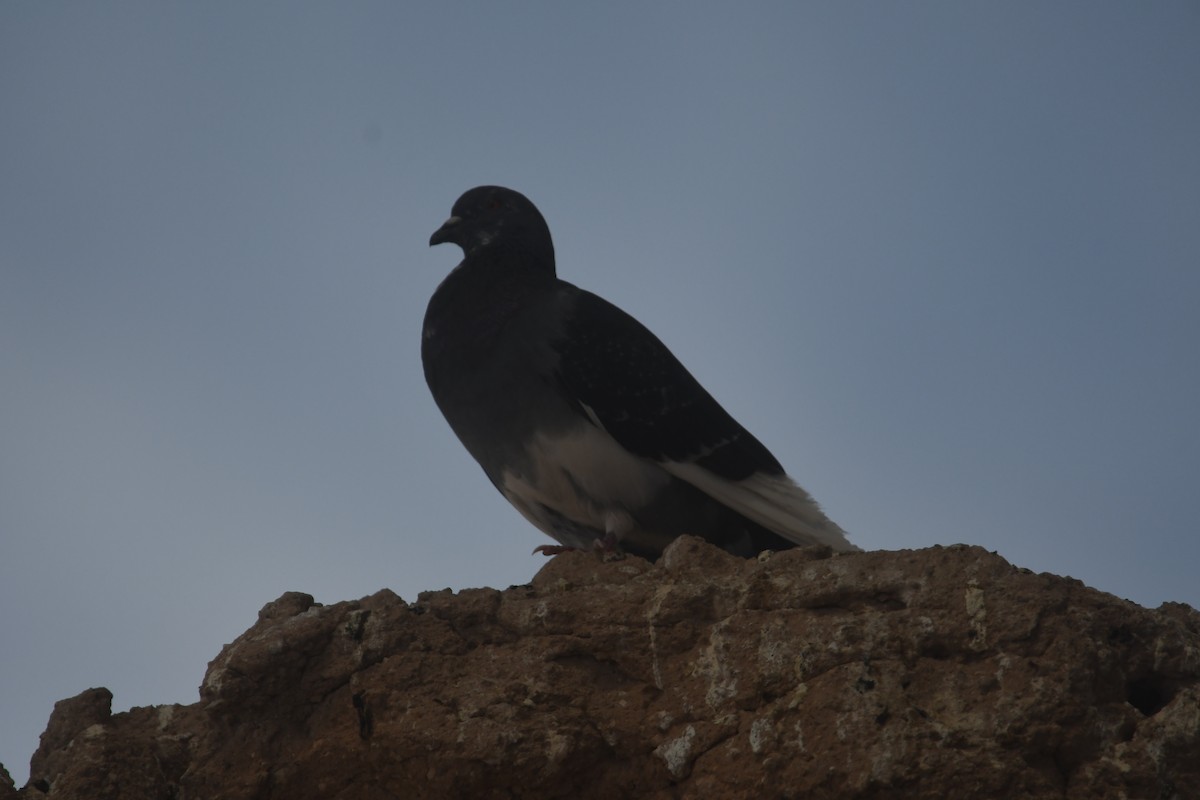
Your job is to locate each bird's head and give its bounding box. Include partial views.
[429,186,555,267]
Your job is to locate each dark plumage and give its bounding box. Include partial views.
[422,185,855,560]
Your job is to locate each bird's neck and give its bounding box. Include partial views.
[430,248,554,331]
[467,235,555,275]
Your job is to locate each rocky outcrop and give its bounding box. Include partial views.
[7,539,1200,798]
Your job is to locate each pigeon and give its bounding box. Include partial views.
[422,185,856,560]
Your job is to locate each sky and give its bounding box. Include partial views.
[2,1,1198,784]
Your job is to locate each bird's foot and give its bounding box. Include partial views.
[532,544,577,557]
[531,533,624,561]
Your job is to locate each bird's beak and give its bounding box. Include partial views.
[429,216,461,247]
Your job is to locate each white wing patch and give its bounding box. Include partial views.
[578,401,606,431]
[662,461,858,552]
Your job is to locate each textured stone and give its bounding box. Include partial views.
[7,539,1199,799]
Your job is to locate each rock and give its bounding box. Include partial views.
[25,687,112,795]
[7,539,1200,798]
[17,686,201,800]
[0,764,16,800]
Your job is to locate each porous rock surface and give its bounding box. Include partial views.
[8,538,1200,799]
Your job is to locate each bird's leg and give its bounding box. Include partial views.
[592,514,628,561]
[591,530,617,553]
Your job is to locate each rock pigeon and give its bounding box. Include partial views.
[423,186,856,560]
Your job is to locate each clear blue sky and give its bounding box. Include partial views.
[2,2,1197,783]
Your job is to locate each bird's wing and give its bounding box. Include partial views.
[550,286,855,552]
[551,287,782,481]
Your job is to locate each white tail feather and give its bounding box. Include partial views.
[662,462,858,552]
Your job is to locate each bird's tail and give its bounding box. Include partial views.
[663,462,858,552]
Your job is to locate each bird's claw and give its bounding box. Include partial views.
[532,544,577,557]
[532,533,624,561]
